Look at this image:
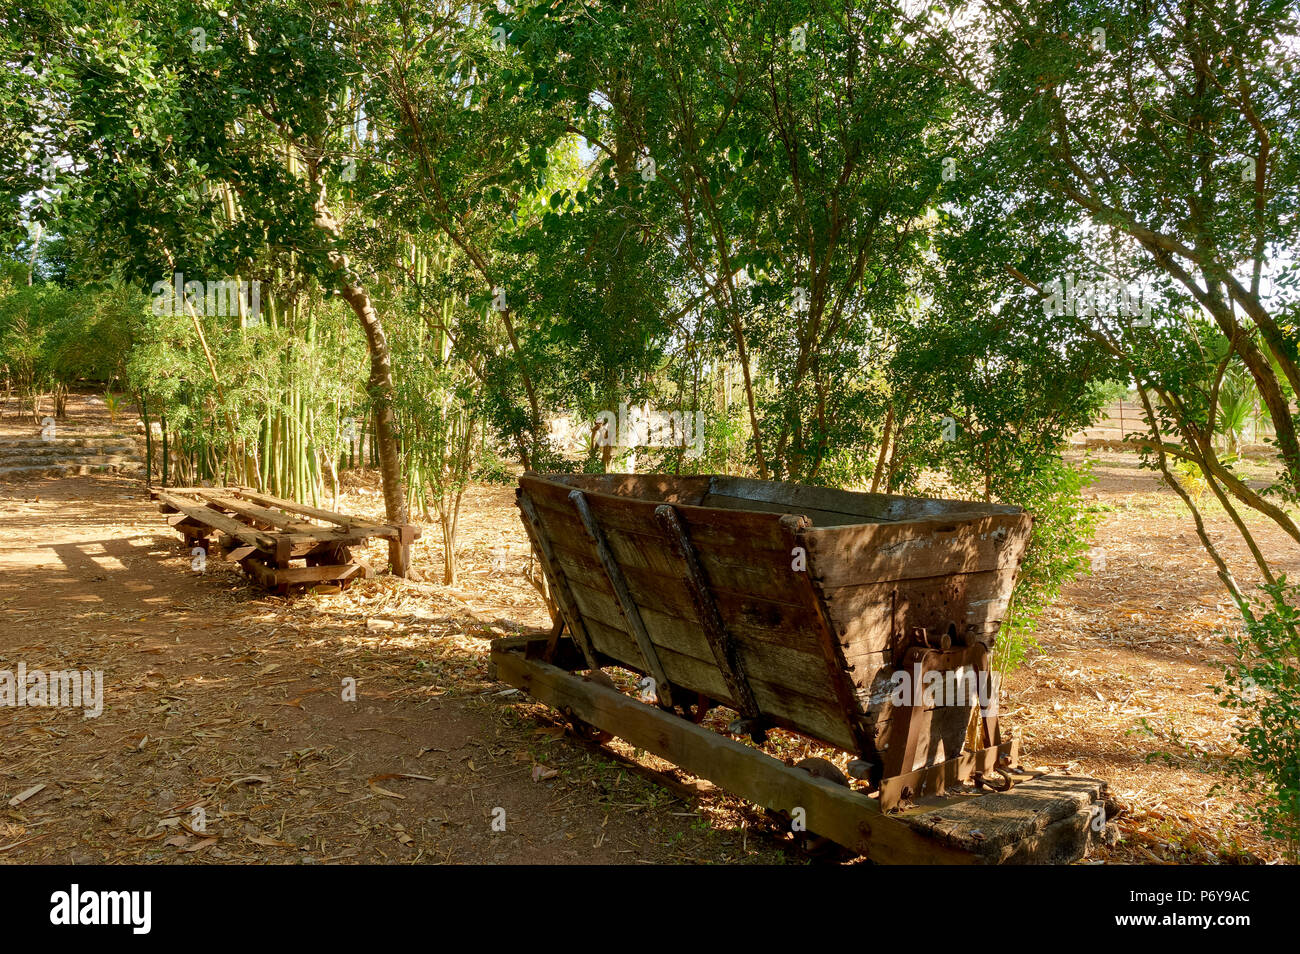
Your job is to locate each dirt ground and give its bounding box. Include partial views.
[1,400,1293,864]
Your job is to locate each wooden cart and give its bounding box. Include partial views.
[152,486,420,592]
[491,473,1108,863]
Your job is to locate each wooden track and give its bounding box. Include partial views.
[151,485,420,592]
[490,634,1108,864]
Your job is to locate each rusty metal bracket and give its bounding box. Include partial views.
[654,504,765,738]
[879,734,1021,811]
[879,641,1007,811]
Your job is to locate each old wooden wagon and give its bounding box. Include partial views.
[152,486,419,592]
[491,473,1109,863]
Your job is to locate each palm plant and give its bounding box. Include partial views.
[1218,366,1255,456]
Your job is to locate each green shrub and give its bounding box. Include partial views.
[995,456,1099,673]
[1219,579,1300,861]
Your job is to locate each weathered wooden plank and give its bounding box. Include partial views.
[517,490,601,670]
[785,514,874,757]
[546,540,824,650]
[241,553,368,587]
[231,487,398,536]
[802,514,1032,588]
[156,493,279,554]
[702,493,887,527]
[530,494,799,597]
[523,476,795,554]
[827,570,1014,660]
[707,475,1022,522]
[567,607,863,752]
[897,772,1104,864]
[490,644,979,864]
[202,493,322,532]
[563,576,838,698]
[268,561,368,584]
[570,490,674,708]
[163,488,405,548]
[541,473,712,505]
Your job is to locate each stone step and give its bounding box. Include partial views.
[0,443,139,462]
[0,461,145,480]
[1,434,141,449]
[0,452,139,468]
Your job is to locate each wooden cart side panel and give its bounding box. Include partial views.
[542,473,712,505]
[707,475,1024,522]
[515,488,601,668]
[581,617,861,750]
[801,512,1033,588]
[803,517,1030,766]
[544,537,822,646]
[524,486,794,559]
[519,475,863,751]
[525,494,789,592]
[826,569,1018,662]
[786,517,877,757]
[562,574,852,699]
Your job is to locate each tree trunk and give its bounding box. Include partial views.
[870,405,894,493]
[312,176,411,575]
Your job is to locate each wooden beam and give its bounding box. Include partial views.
[242,554,369,587]
[203,493,326,534]
[654,503,761,724]
[516,490,601,670]
[390,523,419,578]
[155,493,278,553]
[490,643,978,865]
[230,488,393,535]
[569,489,674,710]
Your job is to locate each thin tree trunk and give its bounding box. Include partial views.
[311,173,410,575]
[139,392,153,486]
[26,223,41,285]
[871,405,894,493]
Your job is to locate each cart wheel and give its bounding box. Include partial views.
[307,545,351,568]
[795,757,849,786]
[784,758,853,861]
[566,715,611,743]
[678,691,712,724]
[565,670,614,743]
